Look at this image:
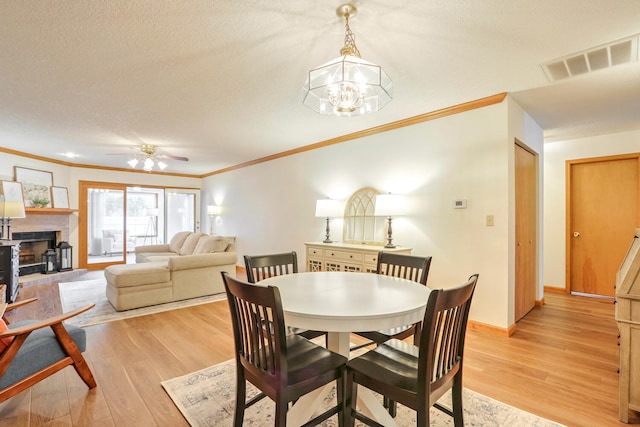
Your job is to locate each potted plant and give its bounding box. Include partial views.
[30,196,50,208]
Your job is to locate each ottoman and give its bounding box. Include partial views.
[105,262,172,311]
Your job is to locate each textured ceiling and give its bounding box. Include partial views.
[1,1,639,175]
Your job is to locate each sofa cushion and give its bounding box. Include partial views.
[179,233,206,256]
[193,235,230,254]
[169,231,192,253]
[0,320,86,390]
[0,319,14,352]
[105,262,170,288]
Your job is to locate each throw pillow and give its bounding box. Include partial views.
[0,319,14,352]
[179,233,206,255]
[169,231,192,253]
[193,236,230,254]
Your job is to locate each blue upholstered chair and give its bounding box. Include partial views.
[0,298,97,403]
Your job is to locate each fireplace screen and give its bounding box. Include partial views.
[12,231,58,276]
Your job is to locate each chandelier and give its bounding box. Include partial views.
[302,3,392,117]
[127,144,168,172]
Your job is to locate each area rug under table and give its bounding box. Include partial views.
[161,358,565,427]
[58,278,226,327]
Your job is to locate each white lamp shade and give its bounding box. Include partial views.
[3,201,25,218]
[315,199,341,218]
[374,194,405,217]
[207,205,221,216]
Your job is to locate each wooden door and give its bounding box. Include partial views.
[568,155,640,297]
[515,142,537,321]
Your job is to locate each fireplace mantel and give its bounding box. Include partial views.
[25,208,77,215]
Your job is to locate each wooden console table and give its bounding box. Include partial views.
[305,242,411,273]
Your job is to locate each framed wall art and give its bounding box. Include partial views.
[51,186,70,209]
[14,166,53,207]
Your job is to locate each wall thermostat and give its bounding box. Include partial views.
[453,199,467,209]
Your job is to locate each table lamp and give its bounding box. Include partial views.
[375,193,405,248]
[3,200,25,241]
[315,198,341,243]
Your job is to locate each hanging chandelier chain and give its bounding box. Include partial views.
[340,15,361,58]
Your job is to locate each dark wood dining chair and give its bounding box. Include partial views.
[244,251,328,345]
[0,298,97,403]
[345,274,478,427]
[221,271,347,427]
[352,252,432,350]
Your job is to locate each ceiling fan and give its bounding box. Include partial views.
[109,144,189,171]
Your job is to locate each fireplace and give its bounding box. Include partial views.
[12,231,58,276]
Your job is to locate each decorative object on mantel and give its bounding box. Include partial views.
[375,193,406,248]
[14,166,53,207]
[51,186,69,209]
[0,181,26,240]
[56,241,73,272]
[30,196,50,208]
[302,3,392,117]
[41,248,57,274]
[315,198,341,243]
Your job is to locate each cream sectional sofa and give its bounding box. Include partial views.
[105,232,237,311]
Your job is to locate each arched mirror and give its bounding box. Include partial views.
[342,187,386,245]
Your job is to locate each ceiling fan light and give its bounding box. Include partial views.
[143,158,154,171]
[128,158,138,168]
[157,161,167,170]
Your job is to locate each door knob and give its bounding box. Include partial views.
[573,231,580,237]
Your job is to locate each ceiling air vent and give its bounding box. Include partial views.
[542,34,639,82]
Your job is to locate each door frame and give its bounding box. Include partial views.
[565,152,640,293]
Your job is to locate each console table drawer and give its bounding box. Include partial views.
[307,247,324,258]
[325,250,363,263]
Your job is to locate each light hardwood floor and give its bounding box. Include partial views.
[0,277,637,426]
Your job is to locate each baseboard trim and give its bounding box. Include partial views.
[544,285,568,294]
[468,320,516,337]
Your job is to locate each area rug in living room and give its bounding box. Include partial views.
[58,279,226,327]
[161,359,565,427]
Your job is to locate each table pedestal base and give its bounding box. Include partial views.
[287,332,399,427]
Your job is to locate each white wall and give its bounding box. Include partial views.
[202,96,544,329]
[543,128,640,289]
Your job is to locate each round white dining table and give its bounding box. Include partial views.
[259,271,431,426]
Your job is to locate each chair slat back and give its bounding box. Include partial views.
[377,252,432,285]
[222,272,287,384]
[419,274,477,394]
[244,252,298,283]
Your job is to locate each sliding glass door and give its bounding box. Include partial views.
[80,182,127,269]
[79,182,200,270]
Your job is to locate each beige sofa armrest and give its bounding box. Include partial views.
[135,244,171,254]
[168,252,237,271]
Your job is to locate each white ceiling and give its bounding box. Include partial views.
[1,1,639,175]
